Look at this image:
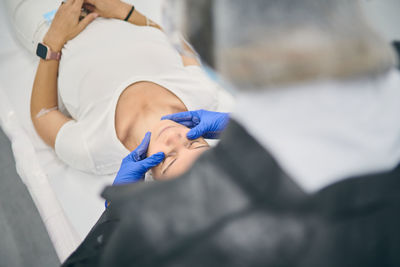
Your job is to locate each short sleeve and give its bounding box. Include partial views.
[55,120,95,173]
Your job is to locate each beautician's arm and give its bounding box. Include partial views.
[84,0,200,66]
[31,0,98,148]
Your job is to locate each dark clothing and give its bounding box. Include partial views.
[393,41,400,69]
[63,120,400,267]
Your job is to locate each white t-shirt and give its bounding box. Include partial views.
[55,18,234,175]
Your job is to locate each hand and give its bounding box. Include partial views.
[83,0,131,20]
[162,110,230,140]
[43,0,98,51]
[113,132,165,185]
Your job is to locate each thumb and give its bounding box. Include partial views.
[132,132,152,162]
[187,125,204,140]
[77,12,98,32]
[142,152,165,169]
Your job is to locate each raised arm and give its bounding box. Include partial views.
[31,0,98,148]
[83,0,161,29]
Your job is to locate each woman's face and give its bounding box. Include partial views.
[147,120,210,180]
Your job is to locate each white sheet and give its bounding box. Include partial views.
[0,0,163,261]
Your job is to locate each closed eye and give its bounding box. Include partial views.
[161,154,173,166]
[161,142,209,175]
[162,158,177,175]
[189,141,209,149]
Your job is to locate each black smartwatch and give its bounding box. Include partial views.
[36,43,61,61]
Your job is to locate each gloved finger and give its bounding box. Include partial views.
[161,119,196,128]
[177,121,197,128]
[141,152,165,169]
[186,125,205,140]
[161,111,195,122]
[131,132,152,162]
[113,174,144,186]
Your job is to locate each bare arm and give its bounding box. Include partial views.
[30,0,98,148]
[179,38,201,66]
[31,54,71,147]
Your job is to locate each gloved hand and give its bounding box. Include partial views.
[113,132,165,186]
[162,110,230,139]
[106,132,164,208]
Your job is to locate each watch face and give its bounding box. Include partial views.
[36,43,48,59]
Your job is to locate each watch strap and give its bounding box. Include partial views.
[47,50,62,61]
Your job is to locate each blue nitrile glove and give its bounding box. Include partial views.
[106,132,164,208]
[113,132,165,185]
[161,110,230,139]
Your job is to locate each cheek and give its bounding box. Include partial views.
[147,137,162,157]
[151,165,163,179]
[147,143,164,178]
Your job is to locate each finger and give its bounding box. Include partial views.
[62,0,71,5]
[83,3,95,13]
[142,152,165,169]
[74,0,84,7]
[161,111,194,122]
[162,118,197,128]
[76,12,98,32]
[132,132,152,161]
[177,121,196,128]
[187,126,204,140]
[84,0,95,5]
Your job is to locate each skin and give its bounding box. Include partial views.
[31,0,202,172]
[115,82,188,151]
[31,0,98,147]
[147,120,210,180]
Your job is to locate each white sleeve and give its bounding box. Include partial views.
[54,120,95,173]
[185,65,236,112]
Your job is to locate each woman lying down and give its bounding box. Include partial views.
[30,0,233,180]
